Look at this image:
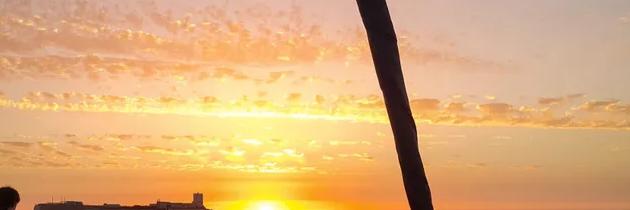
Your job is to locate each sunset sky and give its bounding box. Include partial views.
[1,0,630,210]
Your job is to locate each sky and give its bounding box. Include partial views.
[1,0,630,210]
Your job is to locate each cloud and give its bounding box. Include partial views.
[410,98,440,112]
[493,136,513,140]
[220,147,247,162]
[267,71,294,83]
[337,153,374,161]
[0,141,33,147]
[0,145,73,168]
[606,103,630,114]
[538,97,564,105]
[354,95,384,109]
[467,162,488,168]
[39,160,72,168]
[445,102,466,112]
[0,55,307,84]
[0,1,505,83]
[539,94,588,106]
[110,134,135,141]
[260,149,305,163]
[0,148,17,155]
[1,91,629,130]
[478,103,513,116]
[0,134,345,172]
[36,141,72,158]
[286,93,302,103]
[212,67,249,81]
[207,161,317,174]
[578,100,620,112]
[315,95,326,105]
[322,155,335,161]
[136,146,194,156]
[68,141,104,151]
[293,76,335,85]
[329,140,371,146]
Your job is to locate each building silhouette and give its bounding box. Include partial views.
[35,193,210,210]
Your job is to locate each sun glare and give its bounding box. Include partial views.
[246,201,289,210]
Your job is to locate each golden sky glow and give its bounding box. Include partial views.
[1,0,630,210]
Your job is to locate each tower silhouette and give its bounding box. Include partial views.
[192,193,203,207]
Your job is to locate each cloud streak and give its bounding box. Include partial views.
[2,91,628,130]
[0,134,378,173]
[0,0,505,81]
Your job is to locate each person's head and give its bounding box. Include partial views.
[0,186,19,210]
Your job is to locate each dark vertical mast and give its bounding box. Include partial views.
[355,1,434,209]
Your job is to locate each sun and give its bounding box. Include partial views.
[247,201,289,210]
[257,202,277,210]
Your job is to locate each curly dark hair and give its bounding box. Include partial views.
[0,186,20,210]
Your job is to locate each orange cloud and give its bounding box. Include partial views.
[0,1,505,81]
[68,140,104,151]
[477,103,513,116]
[0,141,33,147]
[1,91,629,130]
[411,98,441,113]
[578,100,621,112]
[136,146,195,156]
